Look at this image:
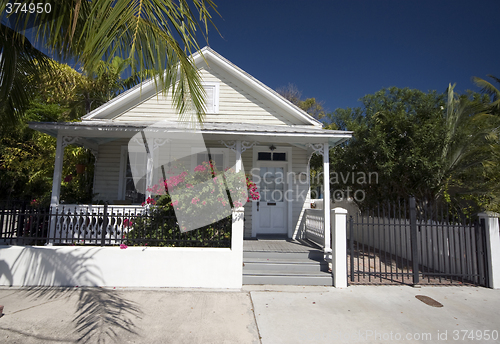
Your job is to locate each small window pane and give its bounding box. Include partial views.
[258,152,272,161]
[212,153,224,170]
[197,152,224,170]
[197,153,206,166]
[273,152,286,161]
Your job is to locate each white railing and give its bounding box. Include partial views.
[305,209,325,248]
[50,204,145,245]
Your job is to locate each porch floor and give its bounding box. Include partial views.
[243,239,322,253]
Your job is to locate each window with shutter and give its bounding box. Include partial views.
[202,82,219,113]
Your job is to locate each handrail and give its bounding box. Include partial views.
[305,209,325,248]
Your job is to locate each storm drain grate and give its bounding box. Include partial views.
[415,295,443,307]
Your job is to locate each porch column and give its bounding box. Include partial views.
[323,142,331,257]
[50,133,64,207]
[331,207,348,288]
[146,155,153,201]
[235,141,242,173]
[233,141,244,287]
[479,212,500,289]
[231,207,244,287]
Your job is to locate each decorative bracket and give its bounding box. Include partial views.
[132,137,171,151]
[241,141,259,153]
[306,143,325,156]
[62,136,99,161]
[131,137,146,146]
[220,140,236,151]
[62,136,80,148]
[152,138,171,151]
[220,140,259,153]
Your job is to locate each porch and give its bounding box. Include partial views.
[29,121,350,242]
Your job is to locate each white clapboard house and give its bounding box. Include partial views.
[26,47,353,288]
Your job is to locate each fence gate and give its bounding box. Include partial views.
[347,197,489,286]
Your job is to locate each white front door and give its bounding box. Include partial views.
[253,162,287,235]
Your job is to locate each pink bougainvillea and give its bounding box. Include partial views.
[141,162,260,217]
[141,196,157,207]
[246,176,260,201]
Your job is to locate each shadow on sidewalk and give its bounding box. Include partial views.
[1,247,142,343]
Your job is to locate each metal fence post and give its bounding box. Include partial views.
[17,202,26,239]
[349,216,354,283]
[101,203,108,247]
[409,197,420,285]
[476,219,488,287]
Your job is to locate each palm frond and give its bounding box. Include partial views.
[0,23,52,123]
[472,75,500,110]
[3,0,220,123]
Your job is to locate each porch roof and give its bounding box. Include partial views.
[29,120,352,147]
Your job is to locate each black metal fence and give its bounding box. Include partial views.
[348,197,489,286]
[0,203,232,248]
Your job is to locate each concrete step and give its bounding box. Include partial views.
[243,248,331,285]
[243,250,324,260]
[243,271,332,286]
[243,259,329,273]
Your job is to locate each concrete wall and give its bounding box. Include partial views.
[0,210,244,289]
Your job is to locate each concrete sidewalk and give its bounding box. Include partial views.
[0,286,499,343]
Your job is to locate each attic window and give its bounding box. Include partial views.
[202,82,219,114]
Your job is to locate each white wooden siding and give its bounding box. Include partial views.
[93,139,128,202]
[113,65,301,125]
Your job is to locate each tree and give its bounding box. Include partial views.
[0,101,62,202]
[0,58,129,203]
[473,75,500,114]
[69,56,144,116]
[323,86,498,211]
[0,0,219,123]
[471,75,500,212]
[277,83,326,120]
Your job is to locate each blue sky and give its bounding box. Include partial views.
[204,0,500,112]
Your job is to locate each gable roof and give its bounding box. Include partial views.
[82,47,323,127]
